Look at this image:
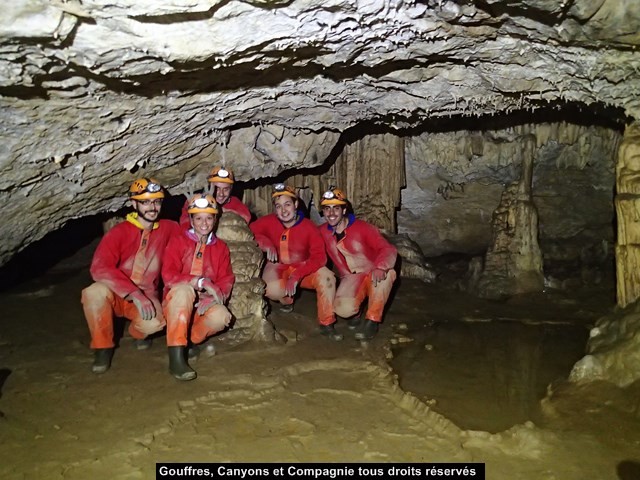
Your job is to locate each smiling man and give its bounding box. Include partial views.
[179,166,252,227]
[250,184,340,340]
[318,188,397,341]
[81,178,180,374]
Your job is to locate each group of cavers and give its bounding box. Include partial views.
[81,166,398,381]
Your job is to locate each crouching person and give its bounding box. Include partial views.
[319,188,398,341]
[81,178,179,374]
[162,194,235,381]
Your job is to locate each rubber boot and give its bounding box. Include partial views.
[319,323,344,341]
[168,346,197,381]
[92,348,113,374]
[134,338,152,350]
[355,319,379,341]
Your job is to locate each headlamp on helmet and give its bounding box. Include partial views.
[187,194,218,215]
[272,183,297,199]
[129,178,165,200]
[208,166,235,184]
[320,188,348,206]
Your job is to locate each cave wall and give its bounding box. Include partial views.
[397,122,620,285]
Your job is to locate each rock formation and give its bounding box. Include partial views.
[1,0,639,268]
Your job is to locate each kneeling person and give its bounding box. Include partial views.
[81,178,179,374]
[319,188,397,340]
[162,194,235,381]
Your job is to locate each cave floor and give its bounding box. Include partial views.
[0,246,639,480]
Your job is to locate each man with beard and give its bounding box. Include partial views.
[81,178,180,374]
[250,184,341,340]
[318,188,397,341]
[179,166,251,226]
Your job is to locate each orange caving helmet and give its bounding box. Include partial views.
[272,183,297,199]
[187,194,218,215]
[320,188,348,206]
[208,166,235,184]
[129,178,165,200]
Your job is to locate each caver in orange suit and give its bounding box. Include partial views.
[162,193,235,381]
[162,229,235,348]
[81,177,180,373]
[249,185,336,330]
[318,188,397,340]
[178,166,251,226]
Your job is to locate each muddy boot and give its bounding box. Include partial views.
[168,346,197,381]
[279,303,294,314]
[347,316,363,330]
[187,343,200,360]
[92,348,113,374]
[319,323,344,341]
[355,319,379,341]
[134,338,152,351]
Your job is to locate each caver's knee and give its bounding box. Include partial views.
[316,267,336,289]
[81,282,113,304]
[204,305,232,332]
[135,315,165,335]
[334,297,359,318]
[166,283,196,305]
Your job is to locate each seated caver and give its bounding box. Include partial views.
[162,194,235,381]
[249,183,341,341]
[179,166,251,226]
[318,188,398,340]
[81,178,180,374]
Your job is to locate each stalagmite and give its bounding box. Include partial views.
[215,212,284,346]
[476,135,544,298]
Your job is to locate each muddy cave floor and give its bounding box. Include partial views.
[1,245,640,480]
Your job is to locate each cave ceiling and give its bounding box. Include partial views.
[0,0,639,266]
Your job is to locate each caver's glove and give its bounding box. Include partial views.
[284,277,298,297]
[371,268,387,287]
[128,290,156,321]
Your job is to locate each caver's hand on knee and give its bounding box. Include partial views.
[200,278,224,304]
[371,268,387,286]
[284,277,298,297]
[127,290,156,320]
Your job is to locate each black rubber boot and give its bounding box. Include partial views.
[347,316,362,330]
[319,323,344,341]
[92,348,114,374]
[355,320,379,341]
[168,346,197,381]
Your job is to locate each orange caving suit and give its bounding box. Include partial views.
[81,215,180,349]
[179,196,251,227]
[162,230,235,347]
[319,214,398,323]
[250,212,336,326]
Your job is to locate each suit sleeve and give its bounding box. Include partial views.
[366,224,397,271]
[90,228,139,298]
[214,243,235,301]
[179,197,190,230]
[289,223,327,282]
[249,217,276,253]
[162,236,195,287]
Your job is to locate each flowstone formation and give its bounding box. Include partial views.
[1,0,639,266]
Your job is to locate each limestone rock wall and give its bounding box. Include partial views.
[398,122,620,286]
[1,0,640,265]
[615,123,640,307]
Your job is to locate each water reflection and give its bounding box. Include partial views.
[390,319,589,433]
